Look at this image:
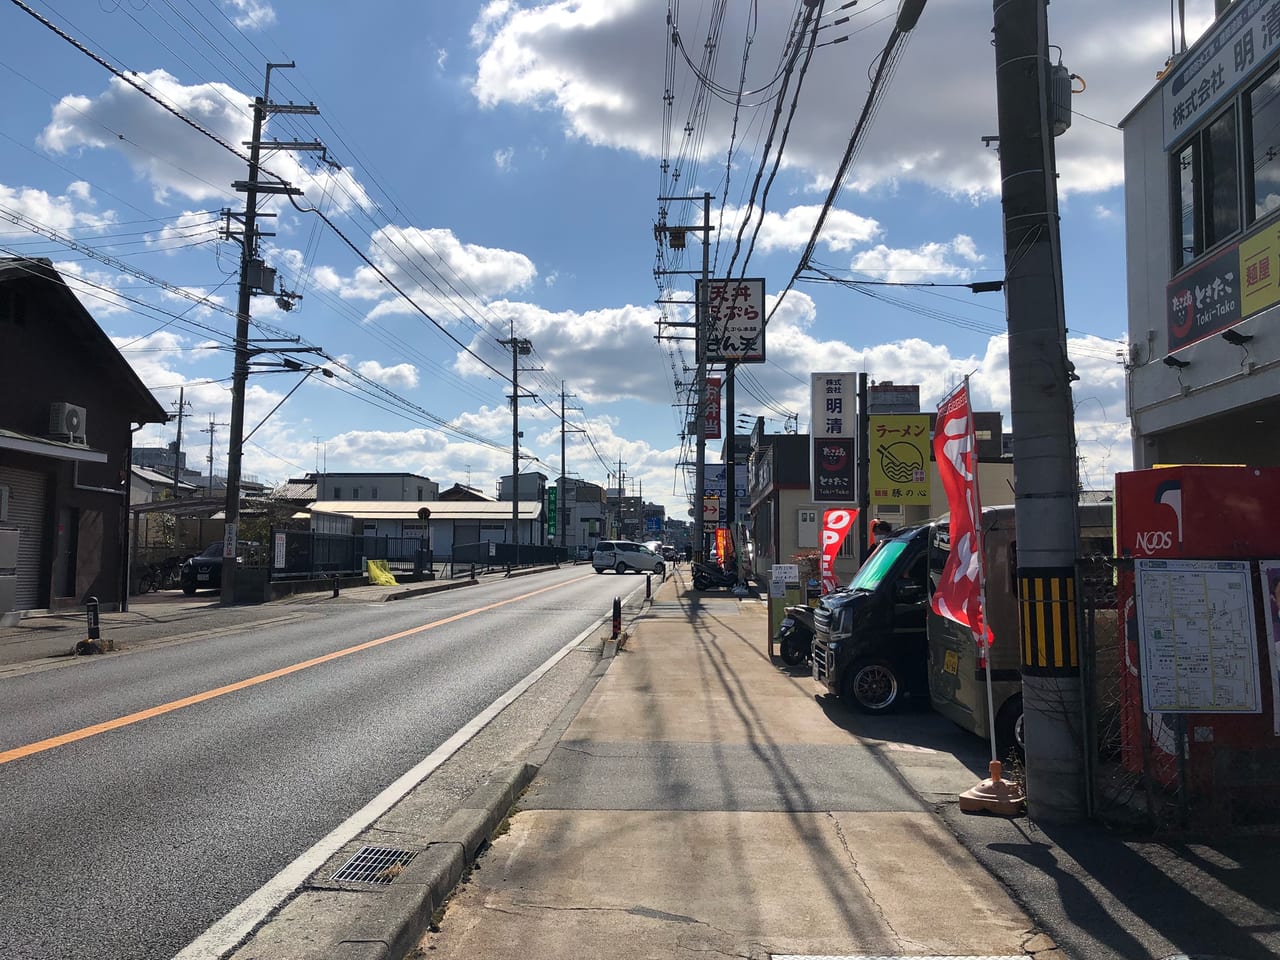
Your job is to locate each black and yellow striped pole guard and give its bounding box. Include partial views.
[1018,567,1079,675]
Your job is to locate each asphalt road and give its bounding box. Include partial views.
[0,567,640,960]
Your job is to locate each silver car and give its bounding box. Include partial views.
[591,540,666,575]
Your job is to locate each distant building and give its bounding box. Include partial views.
[314,472,438,502]
[498,472,547,502]
[439,482,494,502]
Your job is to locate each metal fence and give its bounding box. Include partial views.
[268,530,434,580]
[452,541,568,570]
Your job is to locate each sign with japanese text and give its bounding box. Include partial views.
[810,372,856,439]
[930,381,993,661]
[697,278,766,363]
[812,438,855,503]
[703,495,720,523]
[1238,222,1280,317]
[547,487,557,530]
[1167,244,1241,351]
[810,372,857,503]
[705,464,748,523]
[704,376,722,440]
[868,414,931,504]
[1161,0,1279,148]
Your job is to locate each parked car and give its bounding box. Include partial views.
[811,523,932,714]
[592,540,665,575]
[179,540,259,595]
[180,542,227,595]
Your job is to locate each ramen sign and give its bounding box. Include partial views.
[868,414,931,505]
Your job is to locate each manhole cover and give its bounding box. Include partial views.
[330,845,416,885]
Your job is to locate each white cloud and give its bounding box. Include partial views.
[467,0,1215,198]
[494,147,515,172]
[37,70,369,212]
[849,235,984,283]
[355,360,420,388]
[721,204,880,254]
[224,0,276,30]
[0,181,115,233]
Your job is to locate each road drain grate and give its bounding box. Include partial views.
[330,845,417,885]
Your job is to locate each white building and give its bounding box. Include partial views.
[1122,2,1280,466]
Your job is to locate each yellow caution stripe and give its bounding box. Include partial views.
[1018,568,1078,675]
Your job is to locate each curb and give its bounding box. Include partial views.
[504,564,560,579]
[237,762,538,960]
[383,579,479,602]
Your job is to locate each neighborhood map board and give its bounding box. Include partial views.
[1134,559,1262,715]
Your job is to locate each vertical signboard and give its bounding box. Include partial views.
[810,372,857,503]
[704,376,722,440]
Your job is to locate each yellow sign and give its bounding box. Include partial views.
[868,414,931,504]
[1239,224,1280,319]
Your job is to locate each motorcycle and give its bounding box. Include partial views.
[775,603,815,666]
[691,560,737,591]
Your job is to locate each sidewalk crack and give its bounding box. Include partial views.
[826,812,924,954]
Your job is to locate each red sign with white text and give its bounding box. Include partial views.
[820,508,858,595]
[930,382,993,659]
[704,376,722,440]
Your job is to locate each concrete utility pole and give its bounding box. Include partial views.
[499,327,534,563]
[201,415,228,498]
[655,192,713,561]
[170,386,190,500]
[222,61,318,605]
[559,382,584,549]
[993,0,1084,821]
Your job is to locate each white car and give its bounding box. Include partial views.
[592,540,665,575]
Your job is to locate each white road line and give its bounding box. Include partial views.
[171,613,608,960]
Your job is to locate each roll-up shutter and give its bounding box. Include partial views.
[0,466,50,609]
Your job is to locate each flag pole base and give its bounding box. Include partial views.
[958,760,1025,817]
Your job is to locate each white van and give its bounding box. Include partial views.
[592,540,665,575]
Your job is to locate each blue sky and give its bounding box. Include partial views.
[0,1,1219,517]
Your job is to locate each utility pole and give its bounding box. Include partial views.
[993,0,1084,821]
[201,415,229,498]
[499,326,535,564]
[170,386,191,500]
[655,192,713,561]
[221,61,318,606]
[560,382,584,550]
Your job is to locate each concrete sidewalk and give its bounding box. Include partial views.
[412,568,1054,960]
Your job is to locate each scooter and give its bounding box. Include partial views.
[691,560,737,591]
[775,603,815,666]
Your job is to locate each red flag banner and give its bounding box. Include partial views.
[820,508,858,595]
[930,382,993,659]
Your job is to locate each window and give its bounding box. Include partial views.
[332,486,341,499]
[372,486,379,499]
[1173,105,1241,270]
[417,486,424,501]
[1247,65,1280,221]
[352,487,361,499]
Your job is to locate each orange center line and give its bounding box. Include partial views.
[0,574,592,766]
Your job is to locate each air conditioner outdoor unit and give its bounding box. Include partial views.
[49,402,88,445]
